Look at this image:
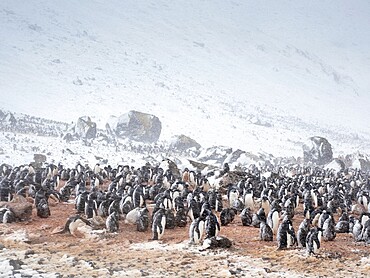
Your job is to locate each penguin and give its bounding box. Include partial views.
[228,186,239,207]
[173,196,185,212]
[152,207,166,240]
[259,221,273,241]
[306,227,322,255]
[361,219,370,242]
[205,211,220,239]
[0,207,16,223]
[54,215,91,237]
[108,198,120,216]
[240,207,253,226]
[220,208,236,226]
[0,178,12,202]
[277,216,296,249]
[322,216,336,241]
[106,211,119,233]
[352,219,363,242]
[75,191,88,213]
[232,198,245,213]
[98,199,110,217]
[297,218,310,248]
[165,209,176,229]
[251,207,266,227]
[137,207,149,232]
[85,197,97,219]
[35,190,51,218]
[317,210,331,229]
[360,212,370,226]
[189,216,206,244]
[132,184,146,208]
[267,208,280,235]
[120,195,133,215]
[243,188,254,210]
[174,208,187,228]
[335,212,349,233]
[215,192,223,213]
[260,196,271,216]
[187,198,200,222]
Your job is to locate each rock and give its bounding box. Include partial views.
[223,149,246,165]
[112,111,162,143]
[159,159,181,179]
[303,136,333,165]
[198,146,233,165]
[0,195,32,221]
[4,229,30,243]
[8,259,23,270]
[187,159,212,172]
[202,236,232,249]
[75,116,97,139]
[109,110,162,143]
[170,134,201,151]
[0,112,17,126]
[33,154,46,164]
[325,159,345,172]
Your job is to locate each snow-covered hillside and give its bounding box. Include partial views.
[1,0,370,157]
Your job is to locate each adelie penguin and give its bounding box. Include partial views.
[322,215,336,241]
[335,212,350,233]
[240,207,253,226]
[137,207,149,232]
[352,219,363,242]
[277,216,296,249]
[35,190,51,218]
[205,210,220,239]
[106,211,119,233]
[306,227,322,256]
[152,207,166,240]
[189,216,206,245]
[220,208,236,226]
[259,220,273,241]
[0,207,16,223]
[297,218,310,248]
[251,207,266,227]
[53,215,91,237]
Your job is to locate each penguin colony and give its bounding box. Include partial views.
[1,161,370,256]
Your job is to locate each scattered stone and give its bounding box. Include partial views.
[8,259,23,270]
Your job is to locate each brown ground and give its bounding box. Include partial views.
[1,182,370,277]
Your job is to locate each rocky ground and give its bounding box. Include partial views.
[1,186,370,278]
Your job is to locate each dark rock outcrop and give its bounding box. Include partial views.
[75,116,97,139]
[303,136,333,165]
[170,134,201,151]
[112,111,162,143]
[198,146,233,165]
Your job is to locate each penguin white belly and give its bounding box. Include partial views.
[158,215,166,239]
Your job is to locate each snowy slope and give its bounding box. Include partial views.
[0,0,370,157]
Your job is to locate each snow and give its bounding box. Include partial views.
[0,0,370,158]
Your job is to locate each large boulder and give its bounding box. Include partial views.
[75,116,97,139]
[112,111,162,143]
[303,136,333,165]
[170,134,201,152]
